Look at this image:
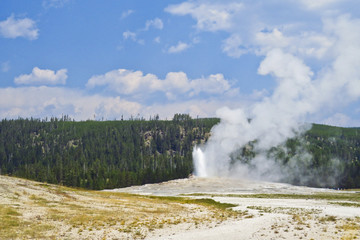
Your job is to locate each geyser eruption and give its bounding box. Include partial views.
[193,147,207,177]
[193,15,360,185]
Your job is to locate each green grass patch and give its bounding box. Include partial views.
[329,202,360,207]
[0,205,22,237]
[147,196,237,210]
[183,192,360,202]
[0,204,54,239]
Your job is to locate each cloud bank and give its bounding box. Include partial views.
[0,87,141,120]
[1,0,360,130]
[86,69,233,100]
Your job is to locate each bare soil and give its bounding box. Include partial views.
[1,175,359,239]
[110,177,360,240]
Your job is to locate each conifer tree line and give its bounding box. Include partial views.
[0,114,218,189]
[302,124,360,188]
[0,115,359,189]
[235,124,360,189]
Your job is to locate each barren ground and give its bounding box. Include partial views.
[1,175,359,239]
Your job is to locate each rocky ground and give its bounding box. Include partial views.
[1,175,359,239]
[109,177,360,240]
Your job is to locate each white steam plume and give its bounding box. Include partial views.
[193,15,360,183]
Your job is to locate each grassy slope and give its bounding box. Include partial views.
[0,175,243,239]
[1,175,360,239]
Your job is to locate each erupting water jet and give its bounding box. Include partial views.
[193,147,207,177]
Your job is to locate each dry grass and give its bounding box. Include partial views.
[246,204,360,239]
[336,218,360,240]
[0,175,243,239]
[0,204,55,239]
[2,175,360,239]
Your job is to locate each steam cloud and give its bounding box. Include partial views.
[193,15,360,185]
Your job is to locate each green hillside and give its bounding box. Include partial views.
[308,123,360,138]
[304,124,360,188]
[0,115,219,189]
[0,117,359,189]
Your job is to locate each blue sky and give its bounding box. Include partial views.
[1,0,360,126]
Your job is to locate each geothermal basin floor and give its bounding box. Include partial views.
[107,177,360,240]
[107,176,336,196]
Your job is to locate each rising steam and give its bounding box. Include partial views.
[193,15,360,186]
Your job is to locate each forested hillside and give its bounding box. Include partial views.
[238,124,360,188]
[0,116,359,189]
[303,124,360,188]
[0,115,218,189]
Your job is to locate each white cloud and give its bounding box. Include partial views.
[299,33,334,58]
[137,39,145,45]
[320,15,360,101]
[257,49,313,85]
[0,85,247,121]
[144,99,245,120]
[168,41,190,53]
[123,31,136,41]
[87,69,233,100]
[255,28,335,59]
[0,87,141,120]
[164,0,359,62]
[189,74,231,96]
[42,0,70,9]
[87,69,158,95]
[162,72,190,93]
[299,0,342,9]
[121,9,134,19]
[0,15,39,40]
[14,67,68,85]
[222,34,247,58]
[154,36,161,43]
[322,113,360,127]
[145,18,163,30]
[165,2,243,32]
[255,29,291,51]
[122,30,144,45]
[192,36,201,44]
[122,18,162,47]
[1,61,10,72]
